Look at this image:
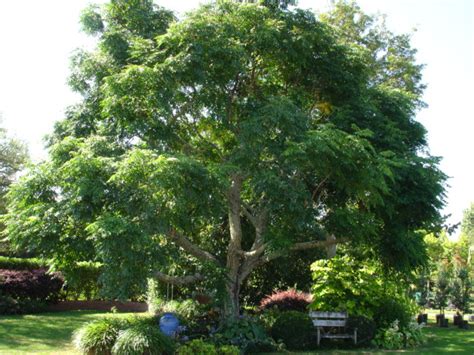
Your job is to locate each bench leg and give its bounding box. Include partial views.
[354,328,357,345]
[317,328,321,346]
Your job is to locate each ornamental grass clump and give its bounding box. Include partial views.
[73,317,128,355]
[112,323,175,355]
[259,289,312,312]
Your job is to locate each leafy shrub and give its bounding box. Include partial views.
[259,289,312,312]
[0,268,63,304]
[73,317,128,355]
[347,316,376,346]
[257,309,280,333]
[372,320,425,350]
[212,316,270,349]
[0,256,46,270]
[373,298,413,329]
[112,323,175,355]
[372,320,404,350]
[270,311,313,350]
[311,256,417,319]
[61,261,102,300]
[403,321,426,347]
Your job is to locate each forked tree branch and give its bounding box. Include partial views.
[169,229,219,265]
[261,237,346,264]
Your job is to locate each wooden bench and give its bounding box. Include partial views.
[309,311,357,346]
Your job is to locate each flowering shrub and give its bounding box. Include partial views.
[0,268,63,302]
[259,289,312,312]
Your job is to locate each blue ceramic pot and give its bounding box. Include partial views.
[159,312,180,337]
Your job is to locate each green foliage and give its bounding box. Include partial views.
[212,316,270,349]
[177,339,217,355]
[270,311,313,350]
[0,292,48,315]
[241,249,322,307]
[4,0,446,311]
[347,316,376,346]
[61,261,102,300]
[112,323,175,355]
[310,255,416,318]
[373,298,412,330]
[372,320,405,350]
[177,339,239,355]
[257,309,280,333]
[0,120,28,255]
[372,320,426,350]
[73,315,170,355]
[433,265,450,313]
[73,317,128,355]
[450,267,472,313]
[0,256,46,270]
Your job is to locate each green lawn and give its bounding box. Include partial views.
[0,311,137,355]
[0,311,473,354]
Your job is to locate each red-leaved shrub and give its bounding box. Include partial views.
[0,268,64,302]
[259,289,312,312]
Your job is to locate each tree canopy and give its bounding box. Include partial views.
[4,0,446,316]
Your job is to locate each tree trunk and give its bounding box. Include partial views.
[225,278,241,319]
[225,175,244,319]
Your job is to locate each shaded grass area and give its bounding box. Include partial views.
[0,311,137,354]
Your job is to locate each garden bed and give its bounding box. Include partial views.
[1,310,473,354]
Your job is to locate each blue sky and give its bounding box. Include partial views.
[0,0,472,237]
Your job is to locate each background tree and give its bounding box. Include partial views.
[459,203,474,268]
[0,117,28,255]
[4,0,445,317]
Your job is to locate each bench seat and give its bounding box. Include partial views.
[309,311,357,346]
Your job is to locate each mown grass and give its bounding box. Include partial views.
[0,310,473,354]
[0,310,138,355]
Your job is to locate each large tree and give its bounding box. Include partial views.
[4,0,445,316]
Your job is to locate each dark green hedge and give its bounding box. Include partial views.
[0,256,47,270]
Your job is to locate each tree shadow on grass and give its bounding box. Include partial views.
[0,311,132,352]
